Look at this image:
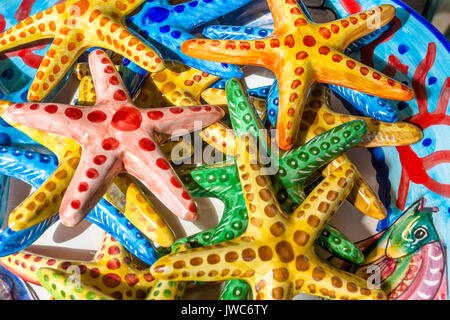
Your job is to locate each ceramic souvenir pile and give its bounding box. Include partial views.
[0,0,447,300]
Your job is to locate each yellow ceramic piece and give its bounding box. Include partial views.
[75,63,96,105]
[125,183,174,248]
[0,0,164,101]
[199,85,423,220]
[181,2,414,150]
[135,60,219,108]
[1,232,157,299]
[201,87,267,117]
[151,135,387,300]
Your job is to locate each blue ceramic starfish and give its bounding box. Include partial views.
[125,0,253,78]
[202,20,398,125]
[0,145,158,265]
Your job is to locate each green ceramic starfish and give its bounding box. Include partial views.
[172,78,365,299]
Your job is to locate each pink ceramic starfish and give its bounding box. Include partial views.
[1,49,224,226]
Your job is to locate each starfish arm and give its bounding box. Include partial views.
[123,146,198,221]
[134,77,171,108]
[151,240,258,282]
[278,120,366,205]
[27,38,84,101]
[266,0,308,31]
[0,147,57,189]
[203,25,272,41]
[329,84,398,123]
[276,66,315,150]
[148,60,219,107]
[115,0,149,16]
[2,102,87,142]
[295,256,386,300]
[151,25,242,78]
[314,48,414,101]
[78,74,96,105]
[8,155,78,231]
[0,216,58,257]
[85,199,159,265]
[88,50,132,103]
[181,38,279,69]
[90,21,164,73]
[147,243,190,300]
[322,155,387,220]
[322,5,395,50]
[37,267,111,300]
[59,151,123,227]
[147,105,224,136]
[124,183,175,248]
[292,161,355,245]
[0,9,55,52]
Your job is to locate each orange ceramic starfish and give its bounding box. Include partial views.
[181,1,414,150]
[0,0,164,101]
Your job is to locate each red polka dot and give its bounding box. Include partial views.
[111,107,142,131]
[295,18,307,26]
[86,168,99,179]
[102,273,121,288]
[255,41,265,49]
[104,66,115,74]
[182,191,190,200]
[90,268,100,278]
[125,274,139,286]
[30,104,40,110]
[71,200,81,209]
[373,72,381,80]
[341,20,349,27]
[296,51,308,60]
[92,155,106,165]
[65,107,83,120]
[61,262,71,269]
[204,106,212,111]
[319,27,331,39]
[106,258,121,270]
[189,202,196,213]
[360,67,369,75]
[330,24,340,33]
[239,41,250,50]
[147,110,163,120]
[102,137,119,150]
[319,46,330,55]
[170,107,183,114]
[225,41,236,49]
[155,158,169,170]
[303,35,316,47]
[78,265,87,274]
[15,103,24,108]
[44,104,58,113]
[34,257,42,262]
[189,106,202,112]
[346,61,356,69]
[109,76,119,85]
[387,79,396,86]
[47,259,56,266]
[21,262,26,268]
[23,254,31,259]
[108,245,120,255]
[87,110,107,122]
[284,35,295,48]
[170,176,182,188]
[101,57,109,64]
[113,89,127,101]
[270,39,280,48]
[78,182,88,192]
[111,291,123,300]
[295,67,304,75]
[332,54,343,62]
[139,138,155,151]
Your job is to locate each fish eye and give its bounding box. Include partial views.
[413,227,428,240]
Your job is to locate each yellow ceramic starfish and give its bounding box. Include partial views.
[181,2,414,150]
[1,232,158,300]
[0,0,164,101]
[198,85,422,220]
[151,134,387,300]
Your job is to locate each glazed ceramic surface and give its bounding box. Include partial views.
[180,0,414,150]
